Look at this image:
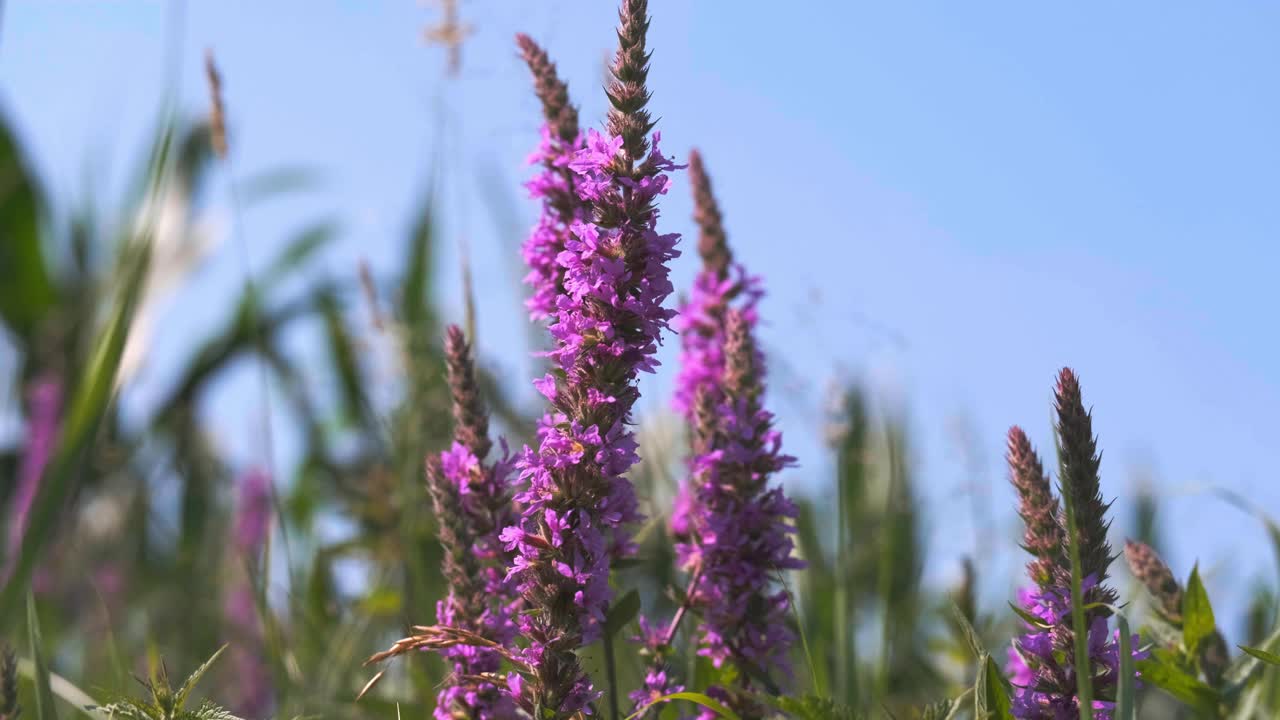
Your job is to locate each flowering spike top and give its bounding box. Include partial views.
[1053,367,1118,614]
[606,0,655,169]
[672,150,763,417]
[446,324,493,462]
[506,2,682,715]
[427,326,520,720]
[1006,373,1143,720]
[676,309,802,696]
[517,34,585,322]
[1007,426,1062,587]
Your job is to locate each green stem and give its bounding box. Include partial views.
[603,603,621,720]
[1063,491,1094,720]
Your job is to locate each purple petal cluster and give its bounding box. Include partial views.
[523,126,586,320]
[4,375,62,582]
[628,616,685,718]
[1007,576,1146,720]
[505,126,681,717]
[671,263,762,418]
[224,469,274,719]
[675,310,803,686]
[435,441,521,720]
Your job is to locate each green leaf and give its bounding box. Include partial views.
[174,645,227,711]
[1136,656,1220,716]
[758,694,862,720]
[0,110,57,339]
[950,602,989,661]
[1008,602,1052,630]
[624,692,740,720]
[27,594,58,720]
[1116,613,1135,720]
[1183,564,1216,656]
[0,240,150,625]
[974,653,1014,720]
[1238,645,1280,667]
[603,590,642,641]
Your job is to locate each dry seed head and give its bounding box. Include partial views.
[1122,539,1183,622]
[204,49,228,159]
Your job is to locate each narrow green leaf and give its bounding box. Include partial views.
[1135,656,1220,716]
[1239,645,1280,667]
[174,645,227,710]
[1008,602,1052,631]
[27,594,58,720]
[950,602,988,661]
[603,590,641,641]
[974,653,1014,720]
[0,110,57,339]
[623,692,740,720]
[1183,564,1216,656]
[1061,486,1094,720]
[0,240,150,624]
[1115,613,1135,720]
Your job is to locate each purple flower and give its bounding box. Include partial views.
[233,469,272,557]
[508,122,682,716]
[4,375,62,581]
[432,441,521,720]
[675,309,803,690]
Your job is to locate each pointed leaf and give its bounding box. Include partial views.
[27,594,59,720]
[0,110,57,339]
[603,590,641,640]
[950,602,988,661]
[1182,564,1216,656]
[174,645,227,711]
[974,653,1014,720]
[1238,645,1280,667]
[1135,656,1220,716]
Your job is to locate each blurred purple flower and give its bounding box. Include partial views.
[4,375,62,582]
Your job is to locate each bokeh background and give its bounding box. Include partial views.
[2,1,1278,718]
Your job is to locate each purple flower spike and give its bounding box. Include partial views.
[4,375,62,582]
[507,2,683,715]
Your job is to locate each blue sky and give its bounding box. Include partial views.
[3,1,1278,636]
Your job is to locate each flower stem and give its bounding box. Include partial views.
[603,606,621,720]
[1063,489,1094,720]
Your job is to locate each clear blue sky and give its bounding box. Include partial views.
[3,1,1278,637]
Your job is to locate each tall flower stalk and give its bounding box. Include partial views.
[502,1,682,716]
[3,375,62,583]
[428,325,520,720]
[223,468,273,720]
[1006,370,1142,720]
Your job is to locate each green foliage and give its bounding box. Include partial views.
[27,596,57,720]
[88,647,239,720]
[1183,566,1216,658]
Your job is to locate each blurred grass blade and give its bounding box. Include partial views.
[15,660,98,718]
[624,692,740,720]
[26,594,58,720]
[0,110,57,339]
[1239,646,1280,667]
[1116,612,1135,720]
[974,653,1013,720]
[0,240,151,624]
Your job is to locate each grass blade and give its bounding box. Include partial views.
[1115,612,1135,720]
[26,594,57,720]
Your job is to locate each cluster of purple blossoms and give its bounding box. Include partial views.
[432,441,521,720]
[522,126,586,322]
[676,310,803,686]
[503,125,682,716]
[224,468,274,720]
[3,375,62,582]
[627,616,685,716]
[1005,372,1144,720]
[425,325,522,720]
[666,151,802,705]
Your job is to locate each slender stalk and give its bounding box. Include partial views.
[1063,490,1094,720]
[663,564,703,647]
[834,461,850,705]
[603,612,621,720]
